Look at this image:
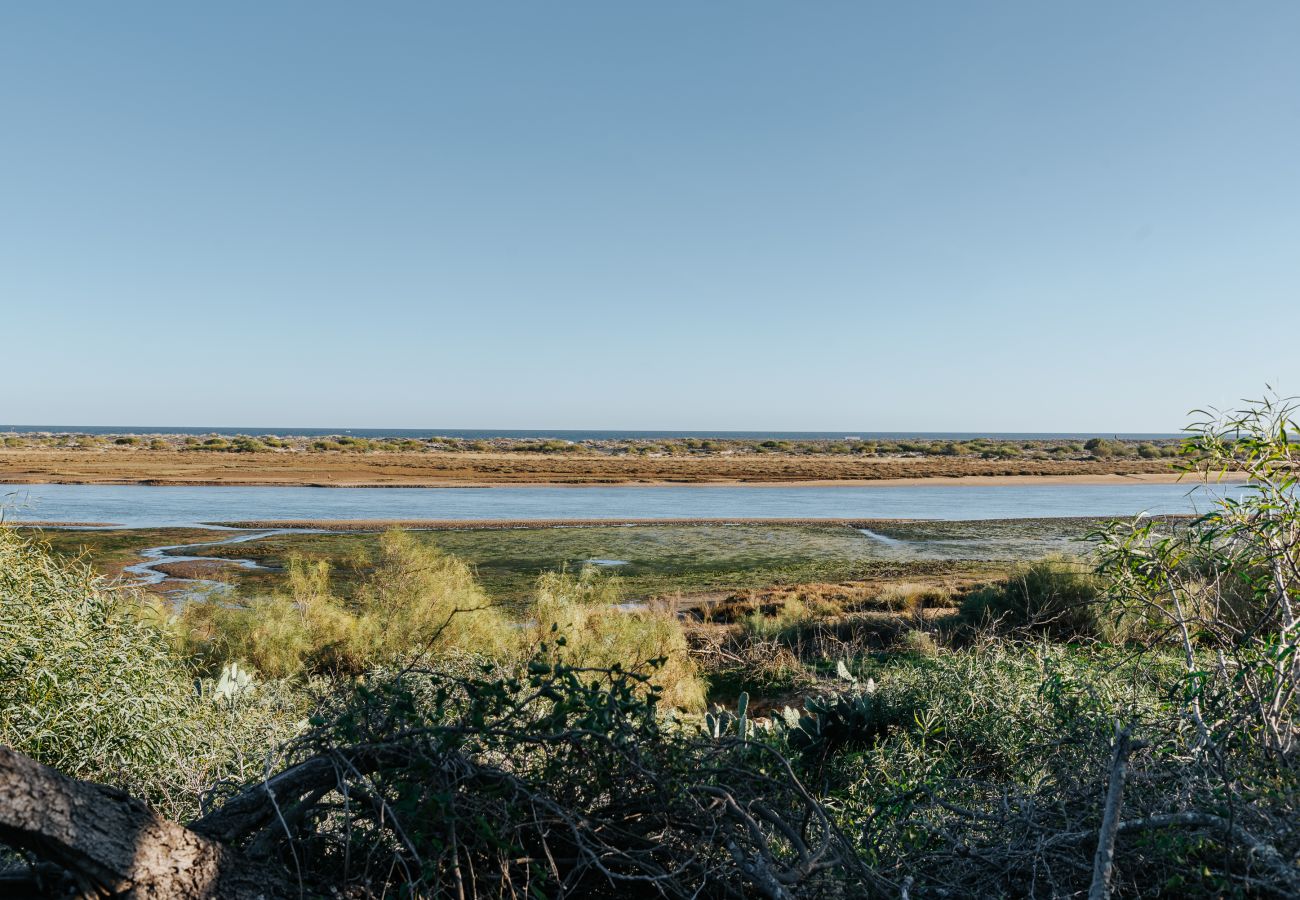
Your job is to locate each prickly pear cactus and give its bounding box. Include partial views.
[836,658,857,686]
[704,691,751,741]
[213,661,256,703]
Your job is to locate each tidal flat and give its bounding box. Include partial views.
[28,518,1110,604]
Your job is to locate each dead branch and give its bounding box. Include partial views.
[1088,724,1134,900]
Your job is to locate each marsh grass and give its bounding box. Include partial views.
[42,521,1095,606]
[873,581,957,612]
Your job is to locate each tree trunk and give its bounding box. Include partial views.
[0,745,290,899]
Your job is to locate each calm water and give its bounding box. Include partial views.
[2,481,1246,528]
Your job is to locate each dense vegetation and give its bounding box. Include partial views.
[0,397,1296,897]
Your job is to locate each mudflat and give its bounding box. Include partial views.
[0,448,1207,488]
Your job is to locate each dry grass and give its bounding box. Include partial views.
[701,576,975,625]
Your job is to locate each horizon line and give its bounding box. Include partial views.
[1,424,1187,438]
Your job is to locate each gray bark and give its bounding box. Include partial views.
[1088,724,1133,900]
[0,745,290,899]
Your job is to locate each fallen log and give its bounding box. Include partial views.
[0,745,290,899]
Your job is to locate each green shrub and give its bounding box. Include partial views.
[1084,437,1114,458]
[353,529,514,659]
[740,594,818,639]
[334,436,375,452]
[959,557,1106,639]
[0,529,199,805]
[182,529,513,677]
[230,436,268,452]
[0,528,307,819]
[897,627,939,656]
[207,652,858,897]
[533,567,706,711]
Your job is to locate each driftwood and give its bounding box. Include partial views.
[0,745,289,899]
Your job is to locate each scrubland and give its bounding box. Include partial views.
[1,399,1296,897]
[0,432,1193,486]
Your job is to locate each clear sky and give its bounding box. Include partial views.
[3,3,1298,431]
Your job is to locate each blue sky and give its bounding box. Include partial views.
[2,3,1298,431]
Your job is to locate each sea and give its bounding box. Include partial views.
[1,426,1184,441]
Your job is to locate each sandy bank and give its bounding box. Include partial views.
[0,447,1236,489]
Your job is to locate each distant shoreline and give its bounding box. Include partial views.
[0,471,1247,490]
[2,426,1187,441]
[0,447,1230,490]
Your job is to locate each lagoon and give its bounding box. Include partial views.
[2,480,1248,529]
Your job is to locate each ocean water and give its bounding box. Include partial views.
[2,426,1182,441]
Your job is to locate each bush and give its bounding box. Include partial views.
[0,528,306,819]
[0,528,198,802]
[959,557,1106,639]
[740,594,818,639]
[197,654,860,897]
[534,567,706,711]
[230,436,268,452]
[334,436,375,452]
[1084,437,1114,458]
[1098,392,1300,757]
[182,529,513,677]
[897,627,939,656]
